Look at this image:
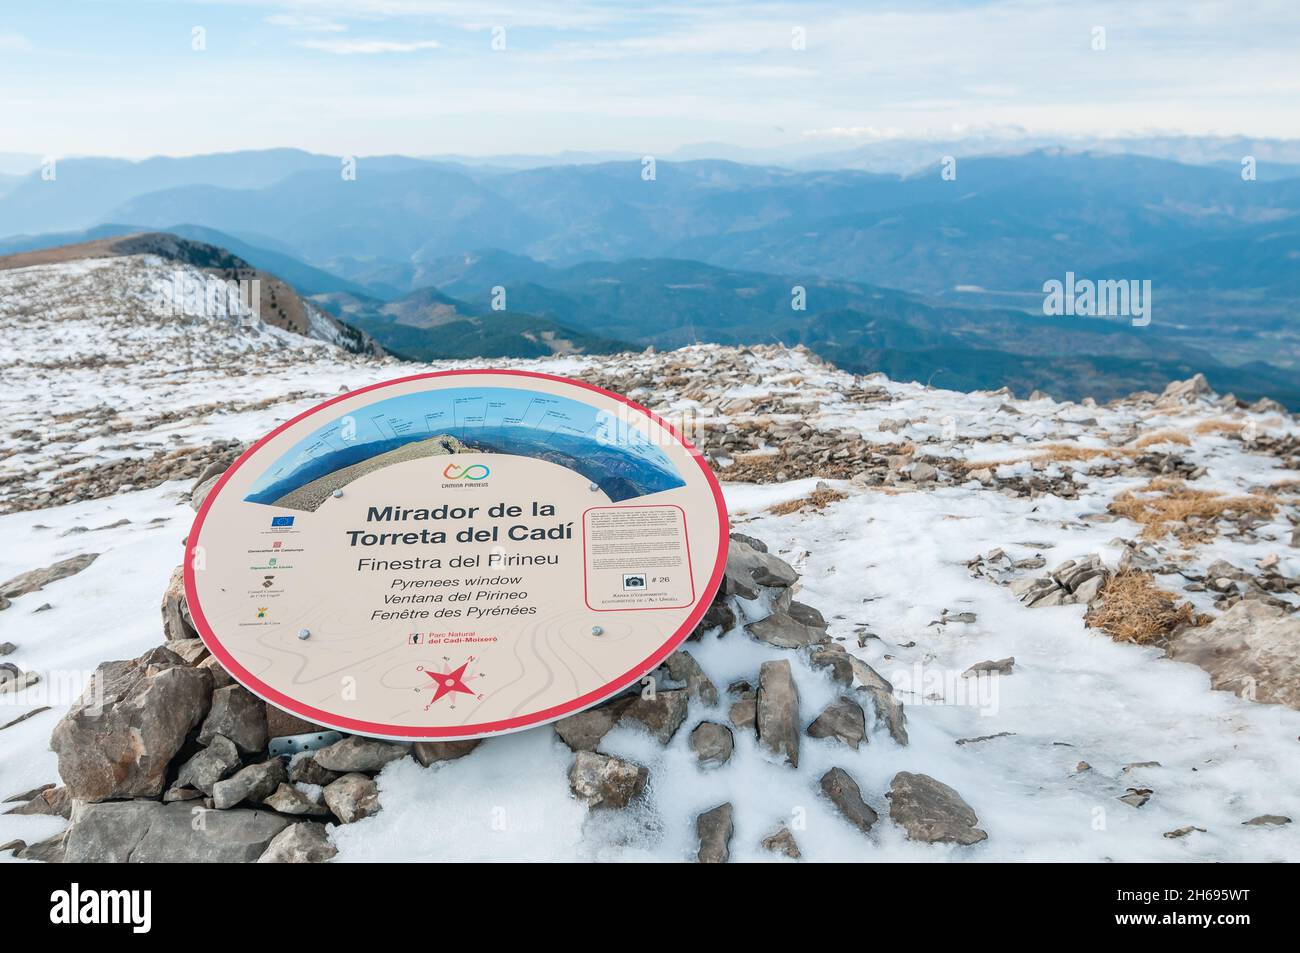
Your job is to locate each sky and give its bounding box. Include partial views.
[2,0,1299,160]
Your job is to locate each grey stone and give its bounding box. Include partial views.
[5,785,70,818]
[745,610,830,649]
[323,773,380,823]
[568,751,648,809]
[160,565,197,641]
[133,804,290,863]
[177,734,241,795]
[862,685,909,746]
[807,696,867,749]
[1242,814,1291,826]
[413,739,482,766]
[17,829,69,863]
[288,754,339,786]
[1119,788,1153,808]
[553,698,632,751]
[263,782,331,817]
[51,652,212,801]
[888,772,987,845]
[696,802,733,863]
[197,654,236,689]
[213,759,287,810]
[729,692,757,731]
[761,825,801,858]
[725,539,798,599]
[820,767,878,833]
[962,657,1015,677]
[1167,600,1300,710]
[0,642,16,656]
[314,735,410,773]
[663,650,718,705]
[198,685,268,755]
[620,688,690,744]
[257,821,337,863]
[757,660,800,767]
[0,553,98,600]
[808,644,854,686]
[689,721,734,766]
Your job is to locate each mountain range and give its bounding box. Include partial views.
[1,145,1297,405]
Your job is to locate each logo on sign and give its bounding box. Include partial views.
[271,516,295,527]
[443,463,490,481]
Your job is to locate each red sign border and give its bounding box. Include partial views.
[184,368,729,741]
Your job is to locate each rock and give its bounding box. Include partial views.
[213,759,288,810]
[257,821,337,863]
[663,650,718,705]
[888,772,987,845]
[412,739,482,766]
[0,663,38,693]
[620,688,690,744]
[761,825,801,859]
[160,565,197,640]
[568,751,649,809]
[0,553,98,600]
[314,735,410,773]
[955,731,1015,746]
[1076,761,1092,773]
[5,785,71,818]
[163,785,204,802]
[862,685,909,746]
[689,722,734,765]
[169,638,209,666]
[1158,373,1214,405]
[189,473,223,512]
[323,773,380,823]
[1163,825,1205,839]
[745,610,830,649]
[198,685,268,755]
[808,644,854,686]
[725,538,798,599]
[197,654,236,688]
[264,705,329,739]
[696,803,733,863]
[176,734,241,795]
[820,767,878,833]
[908,461,938,483]
[264,783,331,817]
[553,698,632,751]
[962,657,1015,677]
[51,651,212,801]
[729,691,757,731]
[288,754,339,786]
[807,696,867,749]
[17,830,68,863]
[3,783,54,803]
[0,642,16,656]
[1,838,24,855]
[1242,814,1291,826]
[849,657,894,694]
[62,800,291,863]
[756,660,800,766]
[1166,600,1300,709]
[1118,788,1153,808]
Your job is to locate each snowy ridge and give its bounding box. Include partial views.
[1,329,1299,861]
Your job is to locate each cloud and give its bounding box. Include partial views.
[296,37,442,54]
[265,14,347,33]
[0,31,32,52]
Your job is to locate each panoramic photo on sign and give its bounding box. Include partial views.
[185,370,728,740]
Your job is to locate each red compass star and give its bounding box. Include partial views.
[423,662,476,703]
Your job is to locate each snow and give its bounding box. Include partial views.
[2,255,1299,862]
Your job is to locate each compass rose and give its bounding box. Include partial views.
[416,657,484,710]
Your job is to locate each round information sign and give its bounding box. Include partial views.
[185,370,728,740]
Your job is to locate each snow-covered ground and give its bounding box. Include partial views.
[3,257,1299,862]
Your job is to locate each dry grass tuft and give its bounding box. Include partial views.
[1193,419,1246,435]
[1131,429,1192,449]
[1108,479,1277,541]
[1084,570,1208,644]
[769,486,848,515]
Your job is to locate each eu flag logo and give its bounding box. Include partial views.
[271,516,295,527]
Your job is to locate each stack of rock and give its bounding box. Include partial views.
[6,531,990,863]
